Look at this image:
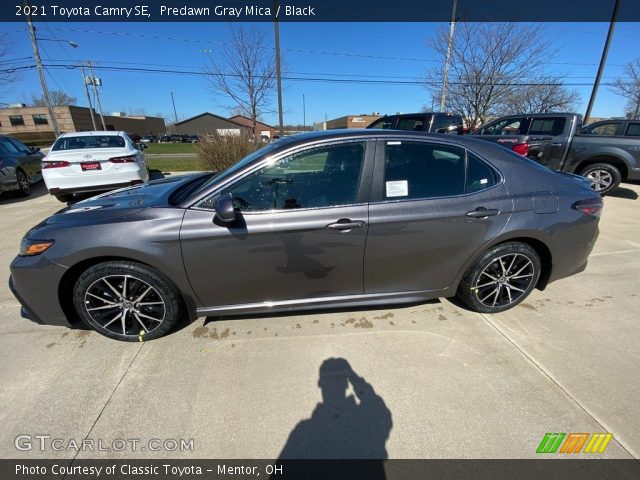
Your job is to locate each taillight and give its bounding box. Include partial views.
[512,143,529,156]
[572,198,603,218]
[42,161,71,169]
[109,155,138,163]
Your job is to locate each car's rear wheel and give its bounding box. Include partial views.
[457,242,541,314]
[16,169,31,197]
[580,163,621,196]
[73,261,182,341]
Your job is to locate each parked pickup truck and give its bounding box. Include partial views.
[470,114,640,195]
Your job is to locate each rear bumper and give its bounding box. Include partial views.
[49,180,143,196]
[547,225,599,284]
[9,255,73,327]
[44,164,149,195]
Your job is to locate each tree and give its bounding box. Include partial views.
[424,23,575,129]
[31,90,76,107]
[204,25,277,135]
[609,59,640,119]
[501,81,580,115]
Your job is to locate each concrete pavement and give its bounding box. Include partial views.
[0,179,638,460]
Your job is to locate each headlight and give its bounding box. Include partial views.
[19,238,55,256]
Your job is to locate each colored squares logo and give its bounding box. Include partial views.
[537,432,613,454]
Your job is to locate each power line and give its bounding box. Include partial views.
[5,62,634,88]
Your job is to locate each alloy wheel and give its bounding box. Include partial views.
[17,170,30,195]
[474,253,535,308]
[83,275,166,336]
[585,169,613,192]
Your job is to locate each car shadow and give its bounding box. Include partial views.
[0,180,48,205]
[608,186,638,200]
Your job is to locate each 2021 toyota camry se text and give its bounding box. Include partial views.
[10,130,602,341]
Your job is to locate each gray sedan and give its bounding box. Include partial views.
[0,136,44,197]
[10,130,602,341]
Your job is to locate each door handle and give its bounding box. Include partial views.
[466,207,499,218]
[326,219,366,230]
[551,143,563,147]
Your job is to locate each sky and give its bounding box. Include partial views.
[1,21,639,126]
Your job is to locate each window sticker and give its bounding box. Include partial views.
[386,180,408,197]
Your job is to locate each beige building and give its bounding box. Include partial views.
[323,114,382,130]
[0,105,166,145]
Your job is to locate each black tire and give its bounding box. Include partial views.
[457,242,541,314]
[579,163,621,196]
[55,193,74,203]
[73,261,182,341]
[16,169,31,197]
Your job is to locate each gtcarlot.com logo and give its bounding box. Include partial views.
[536,432,613,454]
[15,435,194,452]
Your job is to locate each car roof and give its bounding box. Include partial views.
[59,131,126,137]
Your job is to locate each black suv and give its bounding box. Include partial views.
[367,112,464,134]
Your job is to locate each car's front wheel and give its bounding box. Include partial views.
[457,242,541,314]
[73,261,182,341]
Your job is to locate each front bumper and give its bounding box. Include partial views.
[9,254,73,327]
[627,166,640,181]
[547,225,599,284]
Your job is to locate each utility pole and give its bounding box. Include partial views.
[170,91,179,129]
[584,0,620,124]
[81,65,97,130]
[26,13,60,137]
[439,0,458,112]
[303,94,306,129]
[88,62,106,129]
[273,0,284,136]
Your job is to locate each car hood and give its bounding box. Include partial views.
[36,173,211,227]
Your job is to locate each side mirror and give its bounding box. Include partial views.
[214,193,236,225]
[31,146,41,153]
[138,143,147,150]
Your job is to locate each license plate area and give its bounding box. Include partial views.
[81,162,101,171]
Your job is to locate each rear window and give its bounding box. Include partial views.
[396,117,428,131]
[626,123,640,137]
[52,135,127,151]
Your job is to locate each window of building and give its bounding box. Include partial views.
[209,142,366,212]
[32,114,48,125]
[9,115,25,126]
[384,141,466,199]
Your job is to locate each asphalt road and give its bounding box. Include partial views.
[0,178,638,460]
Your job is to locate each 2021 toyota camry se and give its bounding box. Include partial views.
[10,130,602,341]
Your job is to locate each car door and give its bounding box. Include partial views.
[526,116,570,170]
[180,139,374,308]
[364,139,512,294]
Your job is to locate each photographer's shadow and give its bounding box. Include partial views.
[276,358,392,476]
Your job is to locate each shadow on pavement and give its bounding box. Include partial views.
[608,186,638,200]
[0,180,48,205]
[273,358,392,479]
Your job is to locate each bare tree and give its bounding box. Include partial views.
[204,25,276,135]
[0,33,21,92]
[425,23,570,129]
[501,81,580,115]
[609,59,640,119]
[31,90,76,106]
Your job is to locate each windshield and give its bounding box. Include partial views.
[187,141,284,200]
[52,135,127,151]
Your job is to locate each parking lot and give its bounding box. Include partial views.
[0,178,638,460]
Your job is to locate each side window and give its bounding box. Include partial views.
[368,117,393,129]
[384,142,465,200]
[583,122,622,136]
[626,123,640,137]
[432,115,462,133]
[396,117,427,131]
[528,117,566,136]
[215,142,365,212]
[466,154,497,193]
[8,138,32,154]
[480,118,524,136]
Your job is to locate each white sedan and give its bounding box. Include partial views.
[42,131,149,202]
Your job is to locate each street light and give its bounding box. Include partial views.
[37,38,79,49]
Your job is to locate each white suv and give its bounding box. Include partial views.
[43,131,149,202]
